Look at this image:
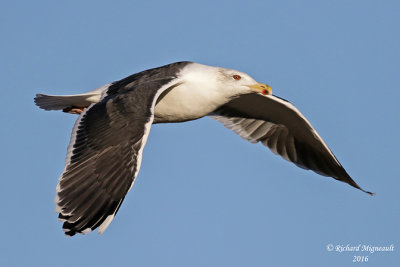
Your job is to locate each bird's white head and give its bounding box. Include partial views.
[217,66,273,96]
[179,63,272,99]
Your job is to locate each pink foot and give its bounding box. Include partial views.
[63,106,87,115]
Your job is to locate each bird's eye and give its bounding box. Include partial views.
[232,75,241,80]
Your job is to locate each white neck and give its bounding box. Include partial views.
[154,63,231,123]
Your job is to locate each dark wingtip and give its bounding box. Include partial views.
[353,184,375,196]
[355,184,375,196]
[364,190,376,196]
[338,172,375,196]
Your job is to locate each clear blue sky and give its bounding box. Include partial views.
[1,0,399,266]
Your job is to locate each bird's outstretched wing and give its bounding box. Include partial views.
[210,93,373,195]
[56,78,178,236]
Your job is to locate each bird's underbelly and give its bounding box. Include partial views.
[153,83,227,123]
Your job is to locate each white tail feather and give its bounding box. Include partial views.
[34,84,110,111]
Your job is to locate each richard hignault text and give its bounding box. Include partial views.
[335,244,394,254]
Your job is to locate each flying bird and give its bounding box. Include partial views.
[34,62,374,236]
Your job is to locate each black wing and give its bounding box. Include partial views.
[56,78,179,236]
[210,93,373,195]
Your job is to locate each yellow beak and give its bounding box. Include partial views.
[248,83,272,95]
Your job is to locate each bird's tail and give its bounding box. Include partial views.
[34,86,107,111]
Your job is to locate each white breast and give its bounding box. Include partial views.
[154,81,227,123]
[153,63,231,123]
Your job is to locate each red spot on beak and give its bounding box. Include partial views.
[262,89,268,95]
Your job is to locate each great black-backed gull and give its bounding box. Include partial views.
[34,61,374,236]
